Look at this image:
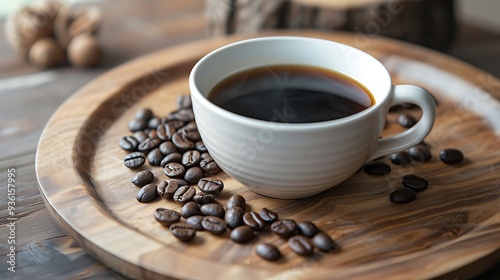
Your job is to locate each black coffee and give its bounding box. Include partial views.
[208,65,373,123]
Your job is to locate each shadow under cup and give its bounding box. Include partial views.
[189,36,428,199]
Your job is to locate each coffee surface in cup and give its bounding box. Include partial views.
[208,65,374,123]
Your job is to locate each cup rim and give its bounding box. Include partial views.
[189,36,392,130]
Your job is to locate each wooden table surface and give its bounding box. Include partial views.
[0,0,499,279]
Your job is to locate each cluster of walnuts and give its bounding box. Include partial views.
[5,0,102,68]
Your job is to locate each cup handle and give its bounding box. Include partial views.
[369,85,436,160]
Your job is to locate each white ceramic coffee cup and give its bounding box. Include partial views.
[189,36,436,199]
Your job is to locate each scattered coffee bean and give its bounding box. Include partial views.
[182,150,201,167]
[200,203,225,218]
[256,243,281,261]
[153,208,181,226]
[243,212,267,230]
[147,148,164,166]
[128,119,147,132]
[181,202,202,218]
[439,148,464,164]
[157,123,177,141]
[172,132,195,151]
[199,156,221,174]
[230,225,255,244]
[363,161,391,175]
[133,131,148,143]
[195,141,207,152]
[169,222,196,242]
[288,235,314,255]
[184,167,204,184]
[197,178,224,195]
[390,188,417,204]
[193,192,215,205]
[409,145,432,161]
[119,136,139,151]
[160,153,182,167]
[165,119,185,129]
[157,179,179,199]
[176,95,192,109]
[131,170,154,187]
[148,129,158,139]
[173,186,196,204]
[137,183,159,203]
[271,219,297,238]
[172,108,195,122]
[225,207,245,229]
[164,162,185,178]
[259,208,278,223]
[297,221,319,238]
[179,125,201,142]
[312,232,339,252]
[402,174,428,192]
[138,138,161,153]
[390,151,411,165]
[148,117,161,129]
[176,179,188,186]
[135,108,154,121]
[159,141,178,155]
[227,195,246,210]
[124,152,145,169]
[202,216,227,235]
[200,152,211,159]
[185,215,205,231]
[397,113,417,128]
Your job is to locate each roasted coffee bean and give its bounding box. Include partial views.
[160,153,182,167]
[390,151,411,165]
[195,141,207,152]
[128,119,147,132]
[230,225,255,244]
[202,216,227,235]
[363,161,391,175]
[182,150,201,167]
[181,201,202,218]
[197,178,224,195]
[409,145,432,162]
[397,113,417,128]
[402,174,428,192]
[243,212,266,230]
[176,179,188,186]
[157,180,180,199]
[199,157,221,174]
[131,170,154,187]
[119,136,139,151]
[176,95,192,109]
[169,222,196,242]
[172,108,195,122]
[148,129,158,139]
[200,203,225,218]
[256,243,281,261]
[153,208,181,226]
[227,195,246,210]
[200,152,211,159]
[259,208,278,223]
[271,219,297,238]
[157,123,177,141]
[288,235,314,255]
[164,162,185,178]
[184,167,203,184]
[148,117,160,129]
[180,129,201,142]
[185,215,204,231]
[135,108,154,121]
[297,221,318,238]
[133,131,148,143]
[173,186,196,204]
[147,148,164,166]
[164,119,185,129]
[193,192,215,205]
[159,141,177,155]
[124,152,145,169]
[390,188,417,204]
[439,148,464,164]
[172,132,195,151]
[138,138,161,153]
[312,232,339,252]
[225,207,244,229]
[137,183,158,203]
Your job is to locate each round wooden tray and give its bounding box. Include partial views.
[36,31,500,279]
